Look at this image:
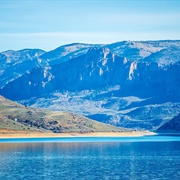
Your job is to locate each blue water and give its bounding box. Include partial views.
[0,136,180,180]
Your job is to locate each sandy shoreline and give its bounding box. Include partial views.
[0,131,156,139]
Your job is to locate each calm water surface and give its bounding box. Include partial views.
[0,136,180,180]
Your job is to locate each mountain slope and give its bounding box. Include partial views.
[40,43,101,65]
[0,95,125,133]
[108,40,180,62]
[157,114,180,133]
[0,49,45,88]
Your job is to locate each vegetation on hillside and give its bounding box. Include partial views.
[0,95,126,133]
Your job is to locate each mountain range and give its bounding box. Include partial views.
[0,40,180,131]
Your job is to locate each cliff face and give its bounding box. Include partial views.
[0,40,180,130]
[1,47,179,100]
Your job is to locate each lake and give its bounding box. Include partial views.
[0,136,180,180]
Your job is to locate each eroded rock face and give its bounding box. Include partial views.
[1,47,179,100]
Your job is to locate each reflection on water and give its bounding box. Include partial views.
[0,140,180,180]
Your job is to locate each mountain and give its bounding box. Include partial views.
[157,114,180,133]
[0,49,45,88]
[108,40,180,63]
[0,95,124,133]
[40,43,101,65]
[0,40,180,130]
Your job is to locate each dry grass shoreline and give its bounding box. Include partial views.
[0,130,156,139]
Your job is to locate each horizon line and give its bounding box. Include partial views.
[1,39,180,52]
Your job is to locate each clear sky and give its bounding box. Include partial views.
[0,0,180,51]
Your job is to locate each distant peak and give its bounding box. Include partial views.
[18,48,46,53]
[2,50,16,54]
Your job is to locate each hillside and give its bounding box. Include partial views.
[157,114,180,133]
[0,95,125,133]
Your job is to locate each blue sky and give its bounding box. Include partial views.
[0,0,180,51]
